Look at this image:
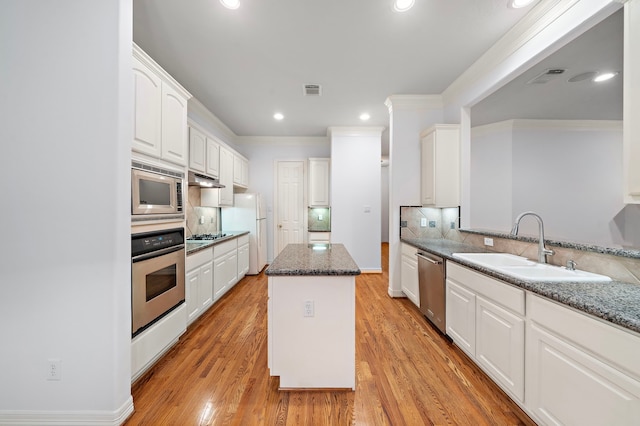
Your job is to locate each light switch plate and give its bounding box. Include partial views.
[420,218,427,227]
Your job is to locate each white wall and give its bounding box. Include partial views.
[385,96,443,296]
[0,0,132,423]
[511,120,624,246]
[470,120,627,248]
[330,128,383,272]
[236,137,330,262]
[470,122,513,230]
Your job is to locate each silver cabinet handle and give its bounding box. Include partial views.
[417,252,442,265]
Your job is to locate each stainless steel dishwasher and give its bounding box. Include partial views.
[417,251,446,334]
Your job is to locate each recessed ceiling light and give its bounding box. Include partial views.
[359,113,370,121]
[393,0,415,12]
[273,113,284,121]
[220,0,240,10]
[509,0,536,9]
[593,72,618,82]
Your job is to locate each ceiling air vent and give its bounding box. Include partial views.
[303,84,322,96]
[526,68,566,85]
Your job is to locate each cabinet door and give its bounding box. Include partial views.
[189,127,206,172]
[225,250,238,288]
[213,257,228,301]
[132,57,162,158]
[241,157,249,186]
[420,133,436,206]
[238,243,249,278]
[186,268,201,325]
[527,321,640,425]
[160,83,188,165]
[233,155,242,185]
[218,147,234,206]
[206,139,220,178]
[476,296,525,402]
[400,254,419,308]
[309,158,330,206]
[446,279,476,357]
[199,261,213,311]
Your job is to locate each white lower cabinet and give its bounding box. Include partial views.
[400,243,420,307]
[214,238,238,301]
[308,232,331,244]
[237,234,250,279]
[446,263,525,403]
[186,248,214,325]
[525,294,640,425]
[445,279,476,357]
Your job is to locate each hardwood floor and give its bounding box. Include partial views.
[126,244,536,425]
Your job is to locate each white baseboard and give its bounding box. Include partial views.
[359,268,382,274]
[0,396,134,426]
[388,287,405,298]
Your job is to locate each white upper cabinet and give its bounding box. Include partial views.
[188,127,206,172]
[233,154,249,188]
[132,57,162,158]
[308,158,330,207]
[189,126,220,178]
[132,44,191,166]
[206,138,220,178]
[624,0,640,203]
[420,124,460,207]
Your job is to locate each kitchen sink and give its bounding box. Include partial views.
[452,252,611,282]
[452,253,535,268]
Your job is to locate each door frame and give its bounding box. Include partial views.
[273,159,308,257]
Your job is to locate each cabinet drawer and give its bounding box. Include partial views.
[237,234,249,246]
[214,238,237,258]
[447,262,524,315]
[186,247,213,270]
[401,243,418,257]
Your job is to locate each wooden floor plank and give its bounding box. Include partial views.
[126,244,536,425]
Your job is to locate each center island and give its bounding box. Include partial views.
[265,243,361,390]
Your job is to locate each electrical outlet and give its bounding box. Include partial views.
[47,359,61,381]
[420,218,427,227]
[318,214,323,221]
[484,237,494,247]
[199,216,205,225]
[429,221,436,228]
[304,300,314,317]
[400,221,408,228]
[450,221,456,229]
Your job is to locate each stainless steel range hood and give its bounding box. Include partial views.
[188,171,225,188]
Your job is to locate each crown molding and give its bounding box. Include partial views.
[133,43,191,100]
[235,136,330,146]
[327,126,386,138]
[384,95,443,113]
[470,118,623,137]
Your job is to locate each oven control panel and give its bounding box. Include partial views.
[132,228,184,257]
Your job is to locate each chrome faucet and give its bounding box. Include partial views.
[510,211,555,263]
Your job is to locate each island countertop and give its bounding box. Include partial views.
[265,243,361,276]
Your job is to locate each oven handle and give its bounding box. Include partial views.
[132,245,185,263]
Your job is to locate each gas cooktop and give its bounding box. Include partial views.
[187,233,228,241]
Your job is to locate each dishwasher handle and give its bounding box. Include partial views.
[417,252,443,265]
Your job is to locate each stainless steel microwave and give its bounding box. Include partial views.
[131,161,184,221]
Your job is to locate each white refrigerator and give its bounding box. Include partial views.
[221,193,267,275]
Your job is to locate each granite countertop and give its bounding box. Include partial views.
[265,243,361,276]
[186,230,250,255]
[402,237,640,335]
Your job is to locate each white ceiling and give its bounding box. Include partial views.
[132,0,535,141]
[471,8,623,126]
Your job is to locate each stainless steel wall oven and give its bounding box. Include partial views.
[131,227,185,337]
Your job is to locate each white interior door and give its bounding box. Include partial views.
[275,160,305,256]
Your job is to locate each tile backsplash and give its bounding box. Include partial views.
[400,206,460,239]
[186,186,220,237]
